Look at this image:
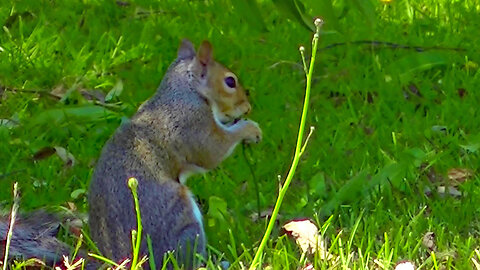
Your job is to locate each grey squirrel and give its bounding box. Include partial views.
[1,39,261,269]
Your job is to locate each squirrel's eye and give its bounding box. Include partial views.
[224,76,236,88]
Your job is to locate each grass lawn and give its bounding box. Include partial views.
[1,0,480,269]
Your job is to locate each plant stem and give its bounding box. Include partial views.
[128,177,143,270]
[249,19,323,270]
[3,183,19,270]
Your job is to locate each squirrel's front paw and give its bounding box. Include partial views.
[242,120,262,144]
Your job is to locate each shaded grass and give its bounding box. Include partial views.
[1,0,480,269]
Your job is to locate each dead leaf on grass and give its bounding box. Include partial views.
[0,119,19,129]
[80,89,106,103]
[32,147,57,160]
[54,146,76,167]
[422,231,436,251]
[447,168,473,185]
[282,219,329,259]
[50,84,69,99]
[32,146,76,167]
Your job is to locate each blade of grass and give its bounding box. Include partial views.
[147,235,156,270]
[88,253,124,268]
[248,18,324,270]
[3,182,19,270]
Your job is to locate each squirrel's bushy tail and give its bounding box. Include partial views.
[0,211,72,267]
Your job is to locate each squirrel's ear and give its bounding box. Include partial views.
[197,40,213,66]
[177,39,196,60]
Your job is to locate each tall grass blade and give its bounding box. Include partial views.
[2,182,19,270]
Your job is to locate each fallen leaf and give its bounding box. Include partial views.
[32,147,56,161]
[50,84,66,99]
[54,146,76,167]
[0,119,19,129]
[282,219,325,256]
[66,201,78,211]
[447,168,473,185]
[422,232,436,251]
[80,89,106,103]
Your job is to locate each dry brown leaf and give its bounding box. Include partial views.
[422,232,436,251]
[66,202,77,211]
[50,84,68,99]
[32,146,75,167]
[283,219,325,256]
[447,168,473,185]
[80,89,106,103]
[32,147,57,160]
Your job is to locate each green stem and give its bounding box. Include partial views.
[3,183,19,270]
[128,177,143,270]
[249,19,323,270]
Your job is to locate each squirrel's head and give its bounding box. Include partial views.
[178,39,252,125]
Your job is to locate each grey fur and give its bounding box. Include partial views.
[0,211,71,266]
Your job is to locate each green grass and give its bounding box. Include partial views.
[1,0,480,269]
